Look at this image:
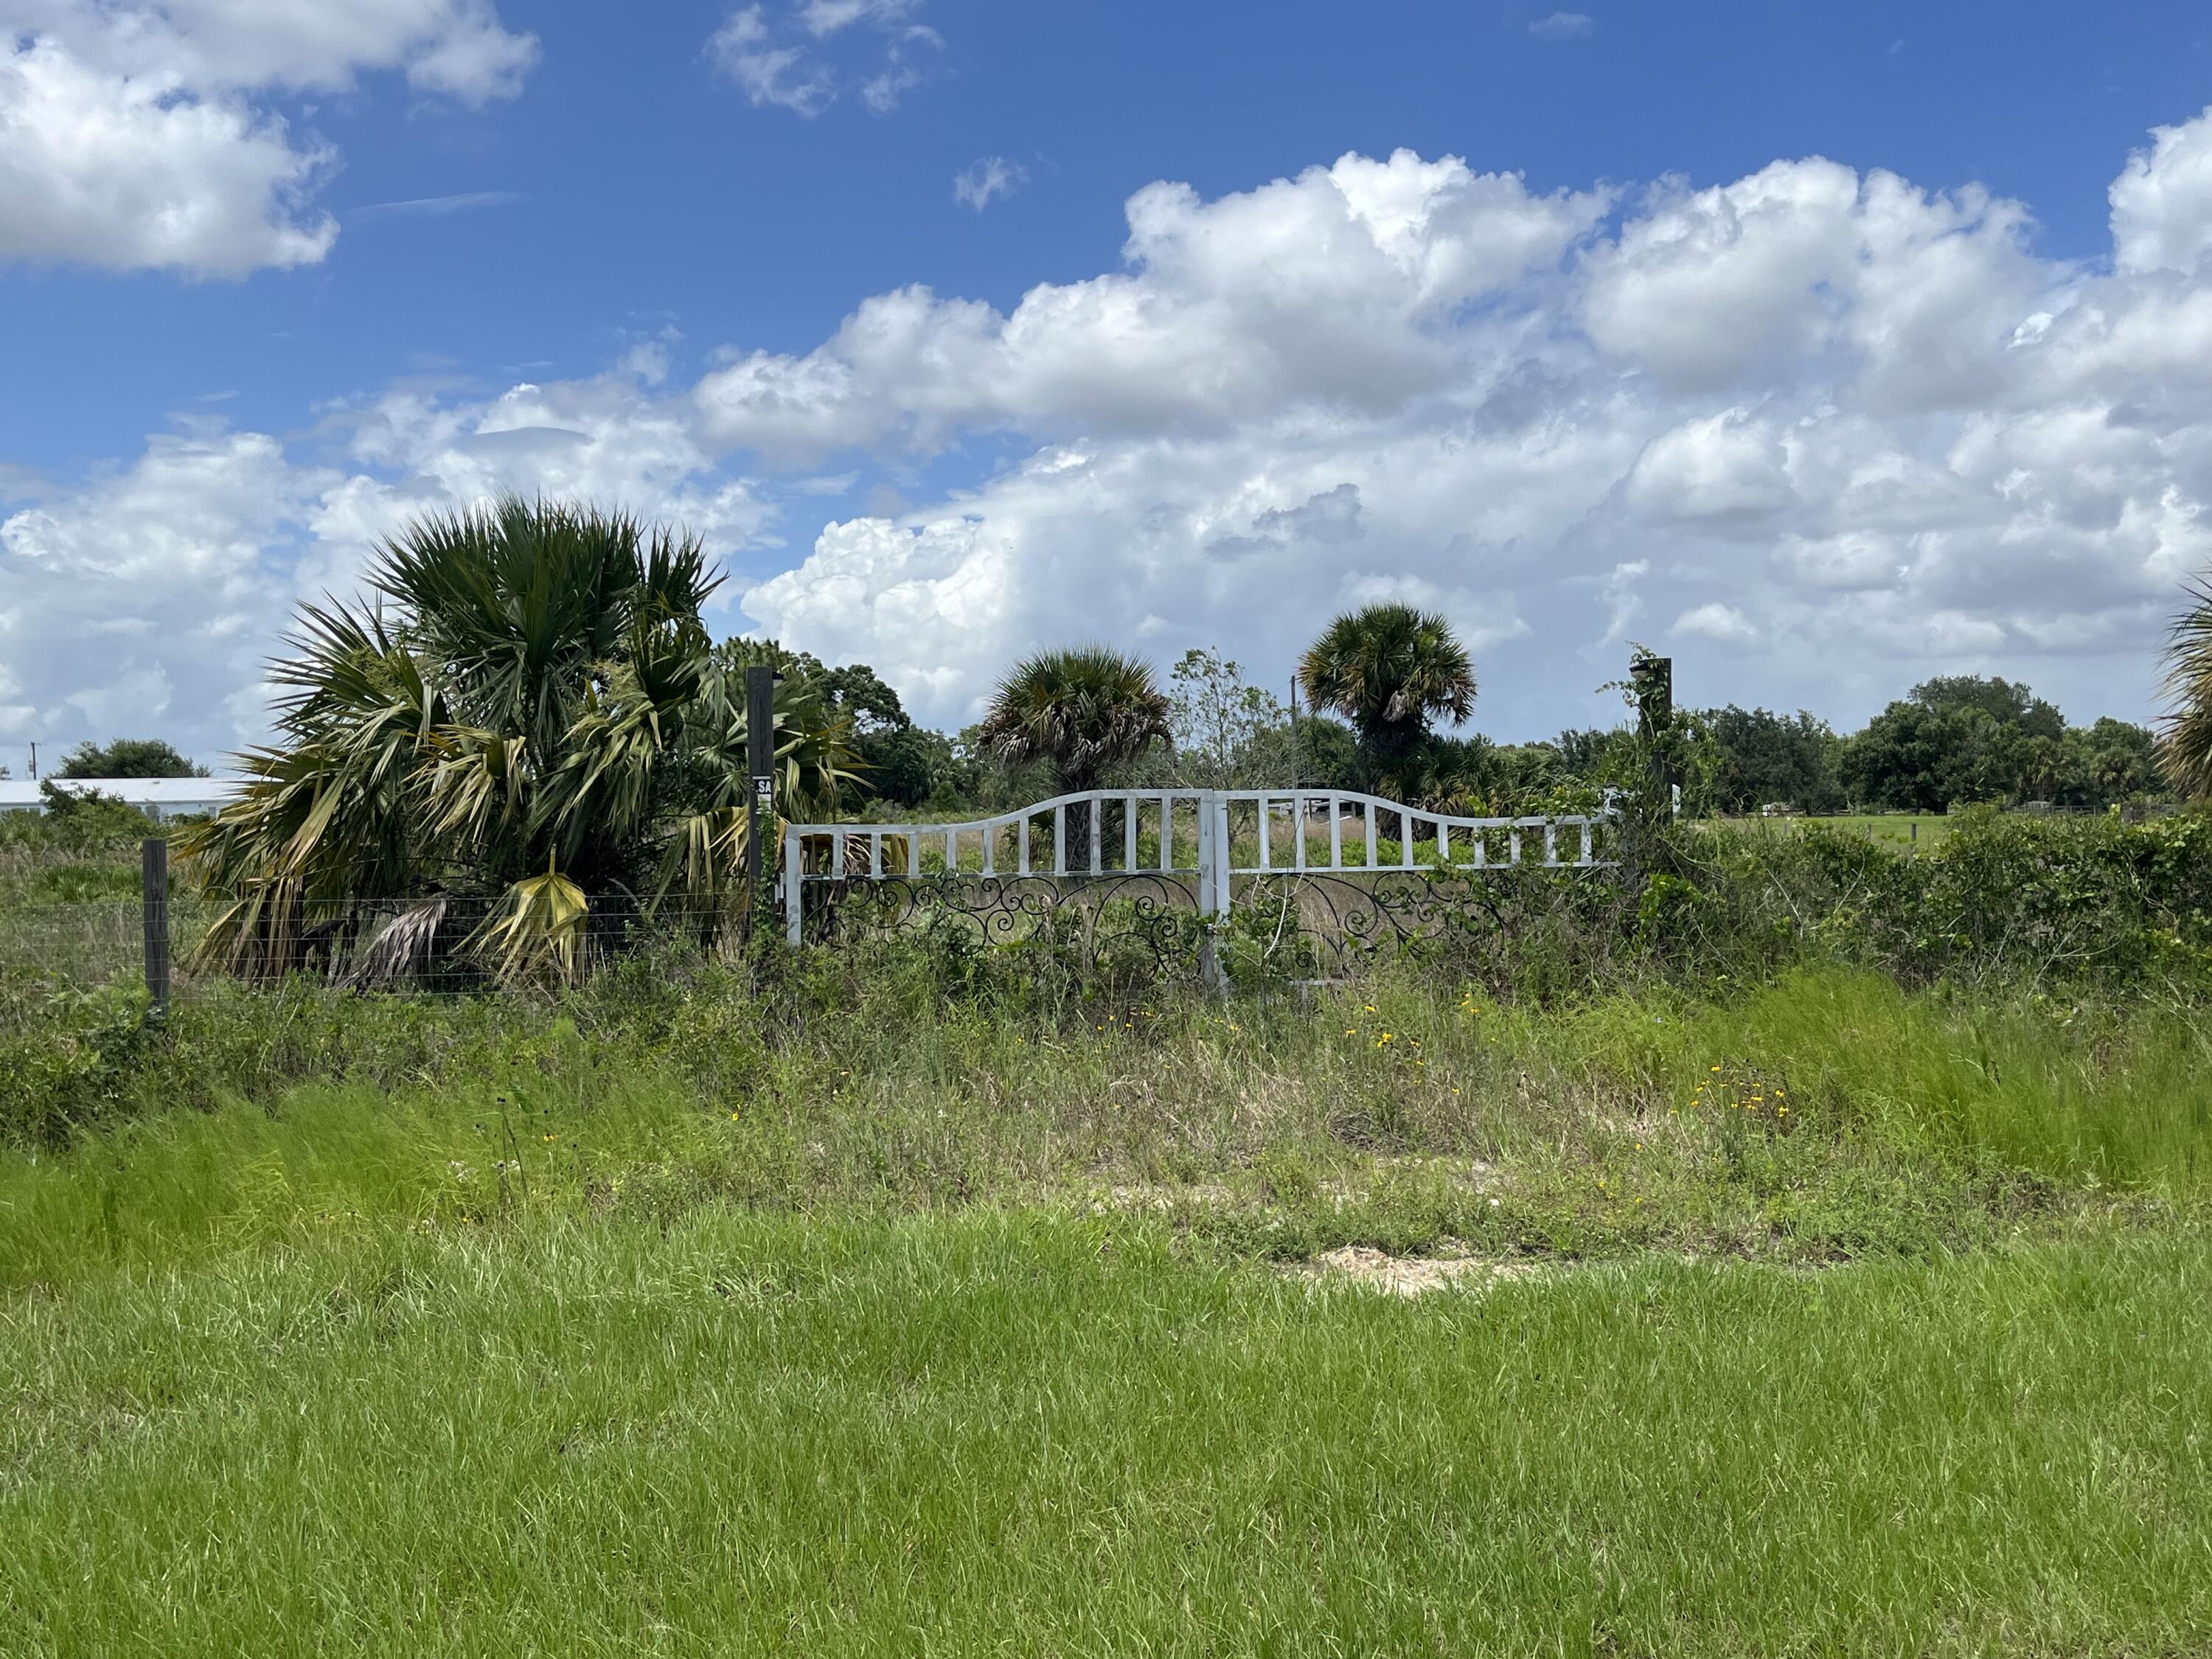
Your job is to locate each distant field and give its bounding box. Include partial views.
[1801,813,1952,846]
[1698,812,1954,848]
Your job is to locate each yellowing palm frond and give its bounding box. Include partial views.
[473,867,591,985]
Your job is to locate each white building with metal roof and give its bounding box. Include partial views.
[0,777,243,821]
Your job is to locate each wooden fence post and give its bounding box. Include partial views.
[141,837,170,1020]
[1632,653,1674,815]
[744,664,777,947]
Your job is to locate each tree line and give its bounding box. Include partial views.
[734,642,2179,821]
[25,496,2185,978]
[41,559,2200,824]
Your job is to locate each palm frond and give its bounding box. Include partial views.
[472,867,591,985]
[2160,573,2212,798]
[349,895,453,988]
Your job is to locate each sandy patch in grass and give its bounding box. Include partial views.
[1294,1245,1548,1298]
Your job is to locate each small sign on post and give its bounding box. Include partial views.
[744,664,778,944]
[141,837,170,1020]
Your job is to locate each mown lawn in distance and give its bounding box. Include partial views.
[1709,812,1953,849]
[4,1211,2208,1657]
[1809,812,1952,848]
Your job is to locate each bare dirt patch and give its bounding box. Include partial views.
[1293,1245,1549,1298]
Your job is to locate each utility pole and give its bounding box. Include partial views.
[27,742,35,779]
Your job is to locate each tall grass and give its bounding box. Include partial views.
[4,961,2202,1292]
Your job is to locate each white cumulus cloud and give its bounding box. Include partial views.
[23,111,2212,750]
[698,150,1611,456]
[728,116,2212,731]
[0,356,782,758]
[0,430,330,746]
[0,0,536,274]
[1673,602,1757,643]
[2111,103,2212,276]
[709,0,939,116]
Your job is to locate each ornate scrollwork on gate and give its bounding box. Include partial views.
[1220,871,1497,978]
[804,871,1207,984]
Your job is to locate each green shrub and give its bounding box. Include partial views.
[0,970,156,1145]
[1683,807,2212,992]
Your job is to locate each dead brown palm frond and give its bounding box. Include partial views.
[193,888,302,979]
[348,895,453,989]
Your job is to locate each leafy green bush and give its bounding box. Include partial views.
[0,785,156,855]
[0,970,156,1145]
[1682,807,2212,992]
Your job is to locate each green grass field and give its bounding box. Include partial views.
[5,953,2212,1653]
[1805,812,1953,846]
[6,1214,2209,1655]
[1694,812,1955,849]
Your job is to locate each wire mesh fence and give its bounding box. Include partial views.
[0,898,229,987]
[2,892,773,998]
[1,901,149,987]
[0,876,1509,1001]
[181,894,766,995]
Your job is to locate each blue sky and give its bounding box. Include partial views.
[5,0,2212,762]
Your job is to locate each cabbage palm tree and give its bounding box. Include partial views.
[976,647,1171,863]
[975,647,1173,793]
[2162,571,2212,798]
[182,498,858,982]
[1298,603,1477,784]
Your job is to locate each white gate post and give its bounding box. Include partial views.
[1197,791,1231,995]
[1194,796,1212,917]
[783,829,803,947]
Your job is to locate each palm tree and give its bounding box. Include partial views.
[181,498,858,982]
[1298,603,1476,785]
[977,647,1171,865]
[2161,571,2212,798]
[976,647,1172,793]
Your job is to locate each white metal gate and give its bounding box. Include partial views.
[782,788,1616,953]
